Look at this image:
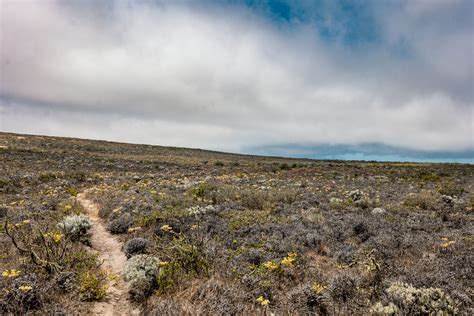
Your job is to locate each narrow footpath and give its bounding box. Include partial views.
[77,192,140,316]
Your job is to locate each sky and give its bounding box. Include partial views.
[0,0,473,162]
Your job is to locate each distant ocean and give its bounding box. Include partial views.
[245,143,474,164]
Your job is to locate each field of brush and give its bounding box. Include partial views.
[1,132,473,315]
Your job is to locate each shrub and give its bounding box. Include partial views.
[191,183,208,199]
[275,189,299,204]
[124,255,161,301]
[287,284,328,315]
[354,199,369,209]
[225,209,283,231]
[108,215,133,234]
[205,184,236,204]
[78,268,109,301]
[369,302,399,315]
[413,170,441,182]
[304,232,324,249]
[244,248,263,265]
[403,191,438,210]
[386,281,458,314]
[123,238,149,259]
[57,214,91,244]
[329,273,360,303]
[353,221,371,242]
[438,182,465,197]
[39,172,57,183]
[240,190,268,210]
[55,271,76,293]
[329,197,349,210]
[334,244,356,265]
[1,274,42,313]
[98,207,113,219]
[188,205,215,217]
[155,261,179,294]
[149,297,189,315]
[66,187,79,197]
[0,206,8,218]
[191,278,246,315]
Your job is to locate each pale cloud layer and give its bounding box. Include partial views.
[0,0,472,155]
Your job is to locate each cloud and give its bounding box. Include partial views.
[0,0,472,156]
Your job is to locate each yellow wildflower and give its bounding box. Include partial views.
[441,240,455,248]
[18,285,32,292]
[128,226,142,233]
[22,220,30,224]
[159,261,169,267]
[44,232,63,243]
[257,295,270,306]
[2,269,21,277]
[160,224,173,232]
[281,252,297,267]
[312,282,326,294]
[263,261,279,271]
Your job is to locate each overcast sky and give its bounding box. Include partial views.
[0,0,473,161]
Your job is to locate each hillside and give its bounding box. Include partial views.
[1,132,473,314]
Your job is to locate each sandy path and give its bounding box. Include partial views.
[77,193,140,316]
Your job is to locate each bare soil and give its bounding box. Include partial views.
[77,192,139,316]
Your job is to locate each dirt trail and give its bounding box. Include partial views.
[77,193,140,316]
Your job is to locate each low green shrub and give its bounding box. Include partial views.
[78,268,109,301]
[239,189,268,210]
[438,182,465,197]
[403,191,438,210]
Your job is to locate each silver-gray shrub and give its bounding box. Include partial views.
[187,205,215,217]
[124,254,160,301]
[369,302,399,315]
[386,281,458,314]
[57,214,92,243]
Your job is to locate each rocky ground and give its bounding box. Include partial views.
[1,132,473,315]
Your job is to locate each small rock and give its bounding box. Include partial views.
[132,175,141,182]
[330,197,343,204]
[349,189,363,201]
[371,207,386,215]
[441,195,454,204]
